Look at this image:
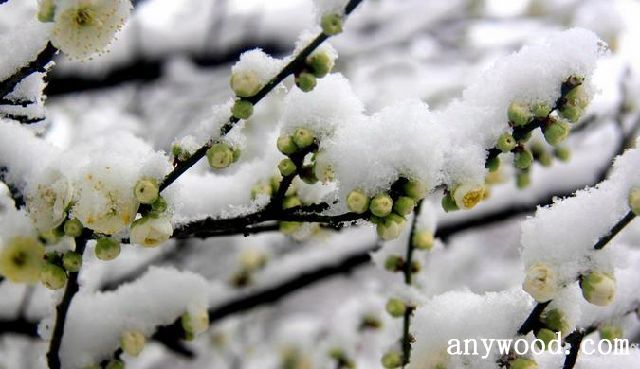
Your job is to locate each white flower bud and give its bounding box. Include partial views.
[230,70,263,98]
[120,330,146,357]
[523,262,558,302]
[133,178,159,204]
[581,272,615,307]
[181,307,210,339]
[130,216,173,248]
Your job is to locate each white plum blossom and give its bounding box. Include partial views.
[129,216,173,248]
[25,169,73,233]
[70,165,139,235]
[49,0,132,60]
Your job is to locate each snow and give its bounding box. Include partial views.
[521,144,640,288]
[59,267,208,369]
[409,289,533,369]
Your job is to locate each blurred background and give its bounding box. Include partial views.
[2,0,640,368]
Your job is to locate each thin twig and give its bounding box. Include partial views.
[594,211,636,250]
[401,200,423,367]
[46,230,91,369]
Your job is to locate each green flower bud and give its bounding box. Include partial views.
[282,196,302,210]
[537,151,553,167]
[516,170,531,189]
[40,227,64,245]
[581,271,616,307]
[278,158,297,177]
[535,328,558,350]
[377,218,401,240]
[387,213,406,226]
[293,128,315,149]
[346,190,370,214]
[486,155,500,172]
[370,193,393,217]
[37,0,56,22]
[105,360,124,369]
[403,180,427,201]
[277,134,299,156]
[384,255,404,272]
[441,193,459,212]
[171,145,190,162]
[62,252,82,273]
[360,314,382,330]
[181,307,210,340]
[230,70,262,98]
[307,52,334,78]
[496,132,516,152]
[559,104,582,123]
[393,196,415,216]
[251,182,273,200]
[532,102,552,118]
[541,309,570,336]
[296,72,317,92]
[599,325,623,341]
[510,358,538,369]
[411,260,421,273]
[232,147,242,163]
[523,262,558,302]
[151,196,168,214]
[95,238,120,261]
[514,148,534,169]
[63,219,83,238]
[133,178,159,204]
[280,221,302,235]
[40,263,67,290]
[321,12,343,36]
[206,143,234,169]
[554,146,571,162]
[120,330,146,357]
[628,187,640,216]
[565,85,589,109]
[508,102,533,127]
[543,120,570,146]
[381,351,403,369]
[300,165,319,184]
[412,230,434,250]
[385,298,407,318]
[231,99,254,120]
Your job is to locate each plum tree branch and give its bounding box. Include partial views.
[46,230,91,369]
[0,42,57,99]
[158,0,365,192]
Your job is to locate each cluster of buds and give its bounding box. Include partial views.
[489,76,589,188]
[130,178,173,248]
[347,178,426,241]
[535,308,571,348]
[206,142,241,170]
[0,234,87,290]
[441,183,488,212]
[295,47,336,93]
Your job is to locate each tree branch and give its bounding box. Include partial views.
[0,42,57,99]
[158,0,365,193]
[46,230,91,369]
[594,211,636,250]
